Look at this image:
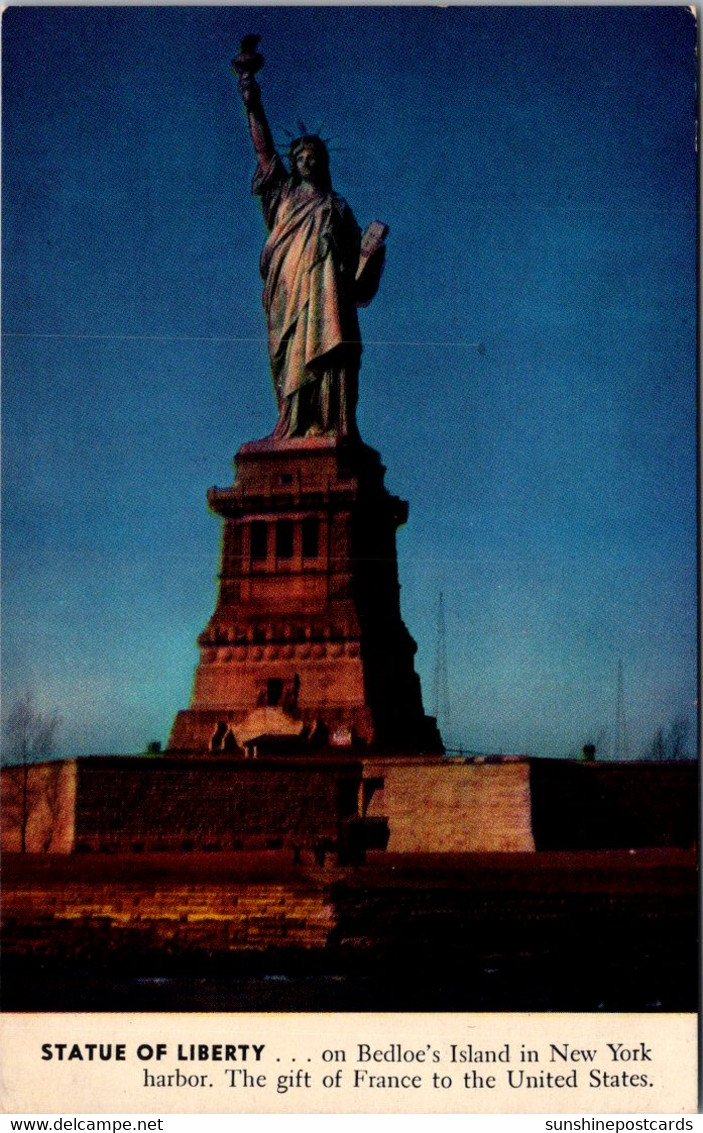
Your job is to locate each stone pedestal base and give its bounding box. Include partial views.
[169,437,442,754]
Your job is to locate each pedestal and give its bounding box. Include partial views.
[168,436,442,754]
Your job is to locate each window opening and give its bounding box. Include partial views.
[276,519,294,558]
[210,721,228,751]
[267,678,283,707]
[251,521,268,561]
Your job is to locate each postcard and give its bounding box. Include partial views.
[1,5,697,1116]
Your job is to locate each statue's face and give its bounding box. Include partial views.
[293,143,324,186]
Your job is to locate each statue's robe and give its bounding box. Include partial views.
[253,154,362,438]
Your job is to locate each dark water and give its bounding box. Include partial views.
[3,951,694,1013]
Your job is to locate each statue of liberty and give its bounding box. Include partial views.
[234,36,387,440]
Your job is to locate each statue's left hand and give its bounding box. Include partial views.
[355,223,388,308]
[360,221,389,258]
[360,229,383,257]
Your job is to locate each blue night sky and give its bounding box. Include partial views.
[2,6,697,759]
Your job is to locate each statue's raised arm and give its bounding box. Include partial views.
[233,35,387,442]
[233,36,274,168]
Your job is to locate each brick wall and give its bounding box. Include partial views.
[2,849,696,1013]
[2,853,334,958]
[529,760,697,850]
[1,755,696,856]
[0,761,76,852]
[72,757,361,853]
[362,758,535,851]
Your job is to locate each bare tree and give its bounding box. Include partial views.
[643,714,692,762]
[2,691,61,852]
